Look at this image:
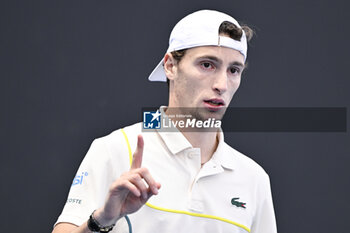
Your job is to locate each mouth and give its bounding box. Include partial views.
[203,99,225,110]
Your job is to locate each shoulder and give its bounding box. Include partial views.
[94,122,142,149]
[83,122,142,172]
[223,141,269,180]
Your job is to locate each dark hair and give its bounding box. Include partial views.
[167,21,254,86]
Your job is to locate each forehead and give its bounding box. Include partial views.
[183,46,245,65]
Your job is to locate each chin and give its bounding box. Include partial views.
[195,108,226,121]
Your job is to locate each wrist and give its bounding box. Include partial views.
[88,209,117,233]
[93,208,120,227]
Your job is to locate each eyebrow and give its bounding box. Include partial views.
[196,55,245,68]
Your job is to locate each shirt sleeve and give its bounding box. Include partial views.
[250,172,278,233]
[54,136,122,227]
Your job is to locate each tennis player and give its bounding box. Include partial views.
[53,9,277,233]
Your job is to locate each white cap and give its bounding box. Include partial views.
[148,9,248,82]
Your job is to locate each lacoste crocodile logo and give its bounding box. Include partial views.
[231,197,246,209]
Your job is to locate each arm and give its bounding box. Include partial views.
[52,135,161,233]
[250,173,277,233]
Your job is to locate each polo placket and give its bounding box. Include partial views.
[188,150,226,214]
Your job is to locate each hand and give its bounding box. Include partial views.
[94,135,161,226]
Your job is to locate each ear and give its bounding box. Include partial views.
[163,53,177,81]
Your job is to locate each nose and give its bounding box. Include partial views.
[212,70,228,94]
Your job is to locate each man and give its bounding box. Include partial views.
[53,9,277,233]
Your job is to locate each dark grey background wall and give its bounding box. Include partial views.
[1,0,349,232]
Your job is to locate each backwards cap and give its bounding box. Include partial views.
[148,9,247,82]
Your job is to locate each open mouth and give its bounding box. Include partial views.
[204,99,225,106]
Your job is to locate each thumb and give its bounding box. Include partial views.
[131,134,144,169]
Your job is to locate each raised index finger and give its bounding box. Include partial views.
[131,134,144,169]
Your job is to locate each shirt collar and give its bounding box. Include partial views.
[156,106,193,154]
[211,131,236,170]
[156,106,236,170]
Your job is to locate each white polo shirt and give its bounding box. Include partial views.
[55,121,277,233]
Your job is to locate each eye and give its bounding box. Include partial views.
[229,67,241,75]
[200,62,214,70]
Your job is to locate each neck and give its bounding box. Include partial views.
[164,105,220,164]
[182,130,219,165]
